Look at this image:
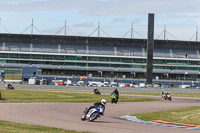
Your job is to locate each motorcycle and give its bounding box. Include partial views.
[93,88,101,95]
[163,94,172,101]
[111,93,118,104]
[81,105,104,122]
[5,84,14,90]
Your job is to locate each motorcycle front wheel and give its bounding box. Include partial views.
[169,97,172,101]
[111,98,115,103]
[81,114,86,121]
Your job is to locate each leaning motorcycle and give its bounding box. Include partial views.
[5,84,14,90]
[81,105,104,122]
[93,88,101,95]
[111,93,118,103]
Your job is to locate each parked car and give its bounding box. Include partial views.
[139,83,145,88]
[103,82,110,87]
[125,83,131,87]
[178,85,190,89]
[88,82,97,87]
[111,82,117,87]
[77,81,85,86]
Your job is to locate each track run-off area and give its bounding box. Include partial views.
[0,85,200,133]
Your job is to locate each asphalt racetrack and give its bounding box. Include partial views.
[0,85,200,133]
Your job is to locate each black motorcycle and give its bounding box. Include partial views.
[93,88,101,95]
[5,84,14,90]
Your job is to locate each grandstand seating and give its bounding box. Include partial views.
[32,43,58,53]
[171,48,198,59]
[60,43,86,54]
[5,42,30,52]
[0,41,199,59]
[88,45,114,55]
[117,46,143,56]
[154,48,171,58]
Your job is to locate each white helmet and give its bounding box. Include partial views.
[101,99,106,106]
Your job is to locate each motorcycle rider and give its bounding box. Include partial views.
[85,99,106,115]
[93,87,101,94]
[7,83,12,89]
[111,88,119,102]
[161,91,164,98]
[165,91,169,96]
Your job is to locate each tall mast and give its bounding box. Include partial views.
[31,19,34,35]
[164,25,166,40]
[131,22,133,38]
[98,21,100,37]
[196,26,198,42]
[64,20,67,36]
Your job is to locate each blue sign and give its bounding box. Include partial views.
[1,72,5,78]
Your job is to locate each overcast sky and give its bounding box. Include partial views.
[0,0,200,41]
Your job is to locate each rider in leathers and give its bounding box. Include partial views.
[111,88,119,102]
[85,99,106,115]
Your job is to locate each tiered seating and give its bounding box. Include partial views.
[154,48,171,58]
[5,42,30,52]
[172,48,197,59]
[1,41,199,60]
[32,43,58,53]
[117,46,143,56]
[60,43,86,54]
[88,45,114,55]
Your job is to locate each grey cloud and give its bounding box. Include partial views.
[0,0,199,15]
[79,0,200,16]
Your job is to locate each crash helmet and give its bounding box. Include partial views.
[101,99,107,106]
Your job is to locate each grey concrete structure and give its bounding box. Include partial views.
[146,13,155,85]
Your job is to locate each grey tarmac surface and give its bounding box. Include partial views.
[0,85,200,133]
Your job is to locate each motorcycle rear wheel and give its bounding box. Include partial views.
[89,112,99,122]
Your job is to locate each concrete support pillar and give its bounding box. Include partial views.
[2,42,5,51]
[58,44,61,53]
[146,13,154,86]
[114,46,117,55]
[30,43,33,52]
[86,45,89,54]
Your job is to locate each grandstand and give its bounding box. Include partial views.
[0,33,200,82]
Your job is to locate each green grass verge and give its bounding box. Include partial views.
[132,106,200,125]
[16,88,200,98]
[0,120,89,133]
[119,92,200,98]
[0,89,159,103]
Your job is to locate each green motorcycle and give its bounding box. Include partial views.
[111,93,118,104]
